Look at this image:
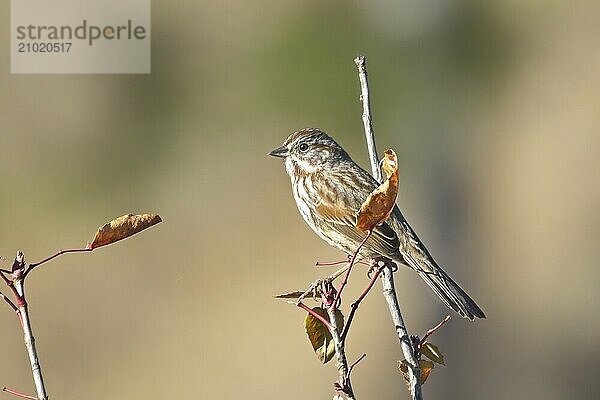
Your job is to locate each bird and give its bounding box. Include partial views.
[269,128,485,320]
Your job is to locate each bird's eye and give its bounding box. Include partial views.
[298,143,309,152]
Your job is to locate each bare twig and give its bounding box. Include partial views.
[348,353,367,376]
[381,264,421,398]
[355,56,381,183]
[13,279,47,400]
[341,261,384,341]
[326,305,354,400]
[354,54,423,400]
[24,247,92,277]
[315,259,348,267]
[420,315,451,347]
[0,290,17,312]
[333,230,372,307]
[2,387,38,400]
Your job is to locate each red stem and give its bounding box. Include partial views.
[333,230,372,307]
[2,387,38,400]
[341,264,383,341]
[297,301,333,331]
[0,270,24,308]
[420,315,451,347]
[315,259,348,267]
[25,248,92,277]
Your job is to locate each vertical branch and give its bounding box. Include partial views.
[13,279,48,400]
[355,56,381,183]
[354,55,423,400]
[381,264,421,399]
[326,305,354,400]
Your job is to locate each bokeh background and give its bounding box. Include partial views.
[0,1,598,399]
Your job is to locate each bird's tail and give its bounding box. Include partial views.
[411,260,486,320]
[388,211,485,320]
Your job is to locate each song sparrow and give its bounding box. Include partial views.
[269,128,485,320]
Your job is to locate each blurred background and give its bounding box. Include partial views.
[0,1,598,399]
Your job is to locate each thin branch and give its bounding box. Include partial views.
[12,279,48,400]
[0,268,23,307]
[333,230,372,307]
[297,301,333,331]
[0,270,12,286]
[341,262,384,341]
[355,55,381,183]
[2,387,38,400]
[326,305,354,400]
[348,353,367,376]
[354,54,422,400]
[24,247,92,277]
[0,290,17,312]
[315,259,348,267]
[420,315,451,347]
[381,264,422,399]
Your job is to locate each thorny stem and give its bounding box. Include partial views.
[355,54,423,400]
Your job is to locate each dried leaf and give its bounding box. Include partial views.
[421,342,445,365]
[274,291,306,299]
[419,360,435,384]
[356,149,399,231]
[88,213,162,249]
[305,307,344,364]
[399,359,436,385]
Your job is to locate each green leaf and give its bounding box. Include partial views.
[304,307,344,364]
[421,342,445,365]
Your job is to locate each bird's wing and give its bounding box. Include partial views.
[316,202,400,257]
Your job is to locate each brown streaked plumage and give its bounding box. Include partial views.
[269,128,485,320]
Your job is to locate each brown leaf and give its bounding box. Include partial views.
[304,307,344,364]
[274,291,306,299]
[356,149,399,231]
[421,342,445,365]
[398,359,435,385]
[419,360,435,384]
[88,213,162,249]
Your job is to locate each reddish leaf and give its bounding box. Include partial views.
[356,149,399,231]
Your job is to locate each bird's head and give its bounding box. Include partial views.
[268,128,348,176]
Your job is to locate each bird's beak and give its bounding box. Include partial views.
[268,145,289,158]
